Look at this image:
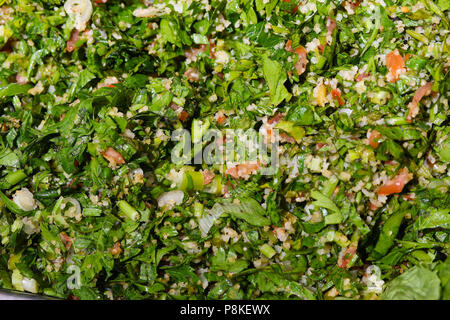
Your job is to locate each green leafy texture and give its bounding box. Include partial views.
[310,190,341,225]
[250,271,316,300]
[436,136,450,162]
[0,149,20,167]
[286,105,315,126]
[437,0,450,11]
[0,84,32,98]
[68,69,96,99]
[262,56,291,106]
[0,191,31,216]
[199,198,271,235]
[0,0,448,301]
[381,267,441,300]
[275,121,305,142]
[211,247,248,273]
[372,209,406,260]
[160,19,182,47]
[245,22,283,48]
[27,49,49,78]
[210,198,270,228]
[438,258,450,300]
[228,198,271,226]
[414,208,450,230]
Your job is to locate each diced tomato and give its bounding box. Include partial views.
[385,49,405,83]
[102,147,125,166]
[16,74,28,85]
[185,45,207,61]
[280,132,295,144]
[356,71,370,82]
[215,110,226,124]
[59,232,73,251]
[223,181,234,198]
[316,143,327,150]
[68,178,77,189]
[169,102,189,122]
[403,194,416,201]
[377,168,413,196]
[202,170,215,185]
[179,110,189,122]
[93,0,108,3]
[208,38,216,59]
[294,46,306,56]
[225,166,238,179]
[266,128,273,142]
[426,154,435,168]
[216,72,224,80]
[347,0,361,9]
[184,67,200,82]
[286,42,308,75]
[273,226,288,242]
[169,102,180,111]
[333,186,341,196]
[217,115,226,125]
[110,242,122,256]
[225,162,260,179]
[294,46,308,76]
[368,129,381,149]
[66,29,80,53]
[384,160,398,166]
[406,82,433,122]
[285,39,293,52]
[369,201,381,211]
[0,39,12,53]
[318,44,325,54]
[97,76,119,89]
[267,113,284,125]
[326,17,337,33]
[338,245,357,269]
[331,89,345,106]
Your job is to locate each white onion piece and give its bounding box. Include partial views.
[22,217,40,235]
[129,168,144,184]
[62,197,82,218]
[64,0,93,31]
[12,188,37,211]
[157,190,184,209]
[22,277,39,293]
[339,108,353,116]
[130,168,144,179]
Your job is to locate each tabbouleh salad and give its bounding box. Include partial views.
[0,0,449,300]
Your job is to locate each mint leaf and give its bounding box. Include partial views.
[199,198,270,235]
[262,56,291,106]
[414,208,450,230]
[381,266,441,300]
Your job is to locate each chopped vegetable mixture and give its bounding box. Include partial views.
[0,0,449,300]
